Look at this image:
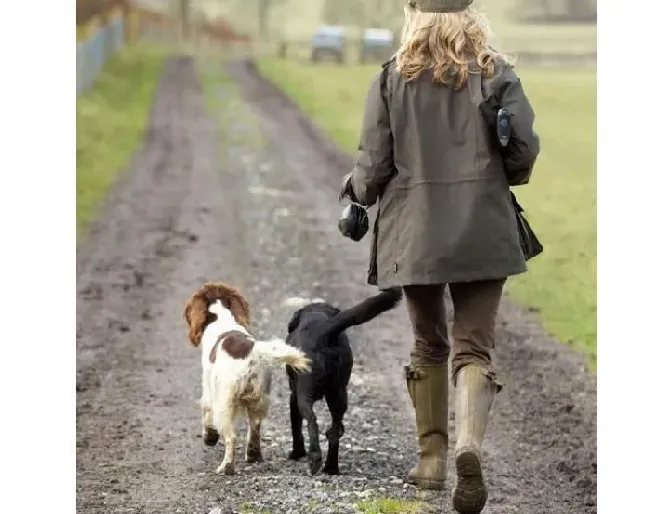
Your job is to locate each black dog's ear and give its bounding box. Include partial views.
[287,310,302,334]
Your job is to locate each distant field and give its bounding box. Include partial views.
[196,0,595,56]
[258,58,596,367]
[76,45,166,237]
[477,0,596,54]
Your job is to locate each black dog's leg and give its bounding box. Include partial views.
[323,387,347,475]
[298,397,322,475]
[288,391,307,460]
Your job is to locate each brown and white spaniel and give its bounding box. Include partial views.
[183,282,311,475]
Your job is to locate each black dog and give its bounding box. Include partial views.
[285,288,403,475]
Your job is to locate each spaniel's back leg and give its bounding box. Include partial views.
[201,400,219,446]
[201,373,219,446]
[245,407,264,463]
[215,402,237,475]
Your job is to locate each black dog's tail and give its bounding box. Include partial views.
[319,287,403,342]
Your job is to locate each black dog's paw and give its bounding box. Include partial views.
[323,461,341,475]
[288,448,307,461]
[309,451,323,475]
[325,424,345,440]
[322,463,340,475]
[203,428,219,447]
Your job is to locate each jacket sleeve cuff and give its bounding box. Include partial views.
[351,167,376,207]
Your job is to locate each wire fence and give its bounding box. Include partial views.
[76,1,253,97]
[77,14,125,95]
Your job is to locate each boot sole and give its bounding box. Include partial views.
[452,448,487,514]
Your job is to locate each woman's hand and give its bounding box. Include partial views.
[339,172,358,203]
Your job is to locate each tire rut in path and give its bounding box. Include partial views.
[77,56,222,514]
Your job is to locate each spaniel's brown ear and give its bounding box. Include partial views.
[225,288,251,329]
[183,293,208,347]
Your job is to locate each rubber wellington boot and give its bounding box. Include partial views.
[452,365,499,514]
[405,364,449,490]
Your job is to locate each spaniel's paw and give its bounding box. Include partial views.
[216,462,235,475]
[203,428,219,447]
[246,446,264,463]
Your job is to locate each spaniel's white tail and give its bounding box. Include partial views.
[254,337,311,372]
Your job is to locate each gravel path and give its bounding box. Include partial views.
[76,56,596,514]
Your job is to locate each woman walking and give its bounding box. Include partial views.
[339,1,540,512]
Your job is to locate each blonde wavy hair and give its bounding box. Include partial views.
[395,4,513,90]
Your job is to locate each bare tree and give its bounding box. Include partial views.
[322,0,340,25]
[180,0,191,38]
[253,0,287,40]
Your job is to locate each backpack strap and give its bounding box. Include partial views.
[378,56,395,106]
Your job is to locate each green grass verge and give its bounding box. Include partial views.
[356,498,423,513]
[257,58,596,368]
[76,44,167,237]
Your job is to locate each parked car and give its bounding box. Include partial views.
[311,25,346,64]
[359,28,394,63]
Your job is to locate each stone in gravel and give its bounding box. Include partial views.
[415,489,436,501]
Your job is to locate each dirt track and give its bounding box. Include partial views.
[76,56,596,514]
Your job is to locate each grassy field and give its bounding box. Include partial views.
[476,0,596,54]
[257,58,596,367]
[76,45,167,237]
